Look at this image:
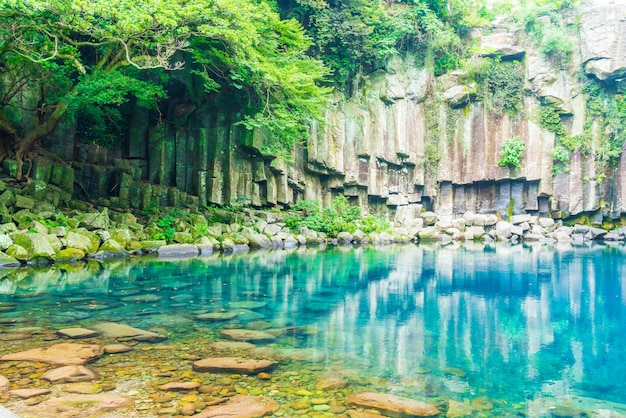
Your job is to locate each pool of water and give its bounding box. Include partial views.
[2,242,626,416]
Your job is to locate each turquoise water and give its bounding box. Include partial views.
[2,242,626,415]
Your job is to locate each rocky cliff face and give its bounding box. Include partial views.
[31,3,626,224]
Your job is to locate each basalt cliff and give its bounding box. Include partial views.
[18,2,626,225]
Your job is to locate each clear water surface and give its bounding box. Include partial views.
[1,242,626,416]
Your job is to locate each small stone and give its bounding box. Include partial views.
[257,372,271,380]
[180,403,196,415]
[296,389,313,396]
[104,344,133,354]
[316,377,348,391]
[41,365,97,383]
[158,382,201,391]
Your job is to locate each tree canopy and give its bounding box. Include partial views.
[0,0,330,177]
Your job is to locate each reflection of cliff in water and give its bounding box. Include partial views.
[312,243,626,404]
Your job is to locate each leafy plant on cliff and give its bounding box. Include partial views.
[498,136,525,171]
[583,80,626,168]
[552,145,569,174]
[476,57,525,116]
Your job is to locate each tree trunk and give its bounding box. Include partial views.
[13,100,69,179]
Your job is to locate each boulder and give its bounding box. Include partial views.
[495,221,512,239]
[54,248,86,261]
[157,243,199,257]
[337,231,354,244]
[347,392,440,417]
[193,357,278,374]
[77,208,111,230]
[11,233,55,259]
[0,251,19,267]
[0,343,103,365]
[245,233,272,249]
[94,239,127,258]
[62,231,93,253]
[41,365,98,383]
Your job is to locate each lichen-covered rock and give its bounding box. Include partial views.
[62,231,92,253]
[54,248,86,261]
[94,239,127,259]
[0,251,19,267]
[74,229,101,253]
[12,233,55,259]
[77,207,110,230]
[0,234,12,250]
[6,244,28,261]
[246,233,272,249]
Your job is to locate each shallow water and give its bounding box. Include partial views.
[2,242,626,416]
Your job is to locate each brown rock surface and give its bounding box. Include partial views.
[8,388,51,399]
[0,343,104,365]
[41,365,98,383]
[0,374,10,392]
[192,395,279,417]
[210,341,256,351]
[193,357,278,374]
[347,392,440,417]
[87,322,166,342]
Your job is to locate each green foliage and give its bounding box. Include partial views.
[514,0,575,68]
[583,80,626,168]
[40,215,68,229]
[358,214,390,234]
[539,104,567,137]
[498,136,525,171]
[285,195,371,237]
[552,145,569,174]
[0,0,331,158]
[476,58,525,115]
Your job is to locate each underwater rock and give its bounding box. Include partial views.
[192,395,279,418]
[192,357,278,374]
[0,343,104,365]
[87,322,166,342]
[196,311,239,321]
[56,327,99,339]
[210,341,256,351]
[103,344,133,354]
[42,365,97,383]
[219,329,276,343]
[27,393,134,417]
[347,392,440,417]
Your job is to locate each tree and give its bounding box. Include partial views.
[0,0,329,179]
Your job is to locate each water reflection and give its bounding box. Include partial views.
[1,243,626,409]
